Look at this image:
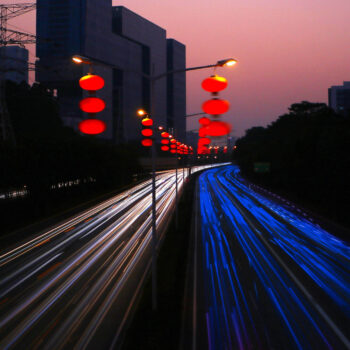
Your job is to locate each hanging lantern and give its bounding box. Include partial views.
[201,75,228,93]
[170,144,176,149]
[170,138,176,144]
[79,97,106,113]
[142,117,153,127]
[198,137,211,145]
[79,119,106,135]
[202,98,230,115]
[79,74,105,91]
[161,145,170,152]
[199,117,211,126]
[170,149,177,154]
[141,129,153,137]
[141,139,153,147]
[204,121,231,137]
[161,139,170,145]
[161,131,169,138]
[199,127,208,137]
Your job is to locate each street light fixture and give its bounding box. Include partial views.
[137,109,147,117]
[72,53,238,310]
[216,58,237,67]
[72,55,94,65]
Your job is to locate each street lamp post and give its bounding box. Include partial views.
[184,112,206,176]
[72,54,238,311]
[140,58,237,311]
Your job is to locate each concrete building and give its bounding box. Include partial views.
[0,46,29,84]
[36,0,186,143]
[167,39,186,141]
[328,81,350,117]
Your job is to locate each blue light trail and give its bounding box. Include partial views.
[199,165,349,350]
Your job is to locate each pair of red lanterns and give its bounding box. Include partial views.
[201,75,230,116]
[78,74,106,135]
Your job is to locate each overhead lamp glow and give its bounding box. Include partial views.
[216,58,237,67]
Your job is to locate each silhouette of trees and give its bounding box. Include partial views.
[1,81,142,197]
[234,101,350,228]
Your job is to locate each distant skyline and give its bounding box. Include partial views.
[3,0,350,137]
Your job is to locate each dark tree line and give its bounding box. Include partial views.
[0,81,143,234]
[1,81,142,196]
[234,101,350,229]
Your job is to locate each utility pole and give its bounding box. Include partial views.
[0,3,36,145]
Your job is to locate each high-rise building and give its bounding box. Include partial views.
[0,46,29,84]
[36,0,186,143]
[328,81,350,117]
[167,39,186,141]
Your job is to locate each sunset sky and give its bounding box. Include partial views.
[4,0,350,137]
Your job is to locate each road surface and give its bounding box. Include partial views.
[189,165,349,350]
[0,164,220,349]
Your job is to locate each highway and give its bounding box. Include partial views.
[0,165,218,349]
[192,165,350,350]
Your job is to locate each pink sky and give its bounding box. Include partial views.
[5,0,350,137]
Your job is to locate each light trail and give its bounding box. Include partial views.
[0,164,223,349]
[199,165,350,350]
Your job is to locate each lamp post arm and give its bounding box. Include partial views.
[151,63,218,81]
[185,112,206,118]
[73,54,224,81]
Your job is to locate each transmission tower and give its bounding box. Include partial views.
[0,2,36,145]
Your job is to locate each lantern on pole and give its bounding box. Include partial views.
[199,116,211,126]
[203,121,231,137]
[139,109,153,147]
[161,145,170,152]
[79,73,106,134]
[201,75,228,94]
[79,74,105,91]
[202,98,230,115]
[78,119,106,135]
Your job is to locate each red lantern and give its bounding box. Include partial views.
[198,137,211,145]
[161,145,169,152]
[79,119,106,135]
[170,149,176,154]
[176,141,181,146]
[161,131,169,138]
[170,144,176,149]
[79,74,105,91]
[161,139,170,145]
[170,138,176,144]
[198,145,208,155]
[141,129,153,137]
[204,121,231,137]
[202,98,230,115]
[201,75,228,93]
[79,97,106,113]
[142,139,153,147]
[199,127,207,137]
[199,117,211,126]
[142,117,153,127]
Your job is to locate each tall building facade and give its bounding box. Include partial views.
[167,39,186,141]
[36,0,186,143]
[0,46,29,84]
[328,81,350,117]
